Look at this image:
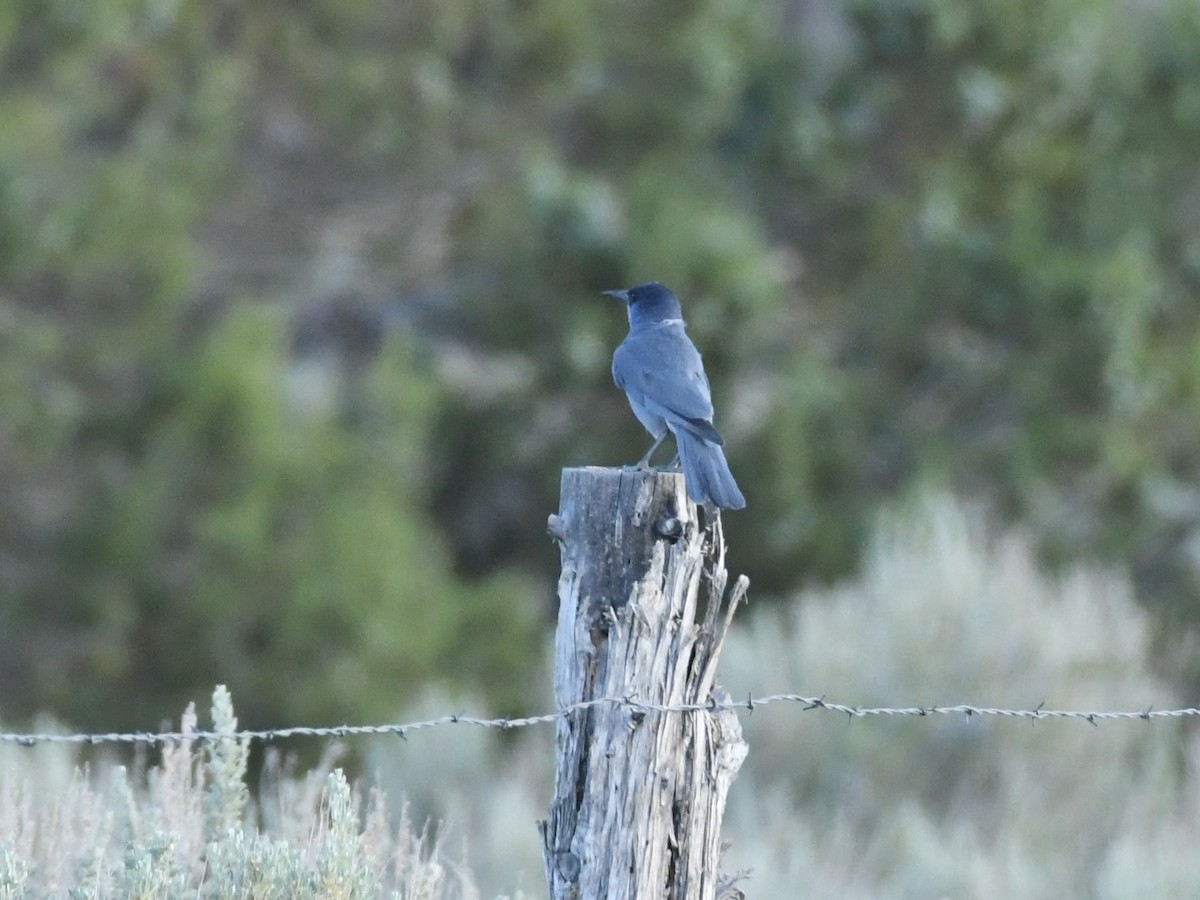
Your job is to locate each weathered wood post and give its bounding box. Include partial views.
[539,466,749,900]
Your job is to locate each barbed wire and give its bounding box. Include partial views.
[2,693,1198,748]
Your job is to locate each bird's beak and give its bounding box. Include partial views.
[602,289,629,302]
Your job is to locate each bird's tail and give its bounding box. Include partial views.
[675,427,746,510]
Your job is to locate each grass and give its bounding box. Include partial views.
[4,494,1199,897]
[0,687,492,899]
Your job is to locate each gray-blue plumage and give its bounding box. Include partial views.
[604,282,746,510]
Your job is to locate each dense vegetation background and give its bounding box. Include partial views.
[4,0,1200,736]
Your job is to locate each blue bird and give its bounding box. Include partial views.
[604,282,746,510]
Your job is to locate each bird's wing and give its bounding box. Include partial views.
[612,328,723,444]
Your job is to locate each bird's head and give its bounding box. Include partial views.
[602,282,684,328]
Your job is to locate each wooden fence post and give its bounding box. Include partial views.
[539,466,749,900]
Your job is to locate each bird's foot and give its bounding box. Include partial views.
[635,433,669,469]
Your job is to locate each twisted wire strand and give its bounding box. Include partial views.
[2,693,1196,747]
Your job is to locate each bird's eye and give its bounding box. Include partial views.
[627,289,637,303]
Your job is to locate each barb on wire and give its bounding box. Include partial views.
[2,694,1198,748]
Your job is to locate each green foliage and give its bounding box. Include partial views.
[203,687,250,838]
[1,0,547,733]
[0,689,487,898]
[0,300,539,729]
[358,0,1200,623]
[719,494,1197,896]
[7,0,1200,732]
[758,0,1200,606]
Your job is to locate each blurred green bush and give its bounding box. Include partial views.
[4,0,1200,727]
